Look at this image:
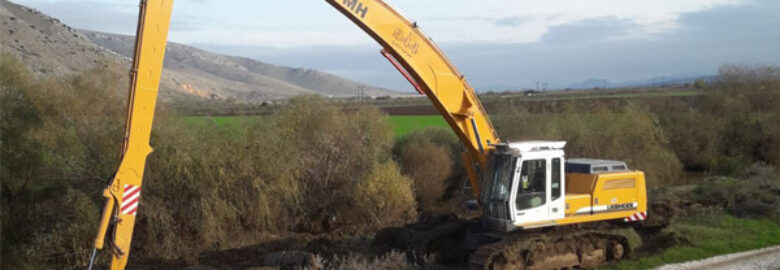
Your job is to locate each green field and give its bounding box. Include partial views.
[388,115,449,136]
[185,115,449,136]
[610,214,780,269]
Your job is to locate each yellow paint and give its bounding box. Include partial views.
[90,1,174,270]
[325,0,500,197]
[559,171,647,226]
[92,189,114,249]
[603,178,636,190]
[594,171,647,210]
[514,171,646,228]
[564,193,591,216]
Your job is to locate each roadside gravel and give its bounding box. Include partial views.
[653,245,780,270]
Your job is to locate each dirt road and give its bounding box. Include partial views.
[654,245,780,270]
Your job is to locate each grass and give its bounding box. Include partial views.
[186,115,450,137]
[388,115,449,136]
[609,214,780,269]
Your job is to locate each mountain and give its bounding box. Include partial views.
[567,78,611,89]
[0,0,124,76]
[0,0,398,102]
[82,30,400,100]
[611,75,717,88]
[568,75,716,89]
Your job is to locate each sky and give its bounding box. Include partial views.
[12,0,780,91]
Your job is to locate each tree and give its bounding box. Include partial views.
[693,79,707,89]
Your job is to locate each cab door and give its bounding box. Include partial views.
[548,157,566,221]
[513,156,550,225]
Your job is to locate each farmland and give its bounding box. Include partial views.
[183,88,702,137]
[186,115,450,137]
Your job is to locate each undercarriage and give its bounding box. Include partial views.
[374,214,637,270]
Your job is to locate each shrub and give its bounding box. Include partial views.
[1,53,419,267]
[393,127,465,211]
[396,138,451,209]
[354,162,417,227]
[761,115,780,167]
[692,165,780,222]
[658,112,723,171]
[693,79,707,89]
[134,96,414,259]
[1,54,124,269]
[659,110,767,176]
[662,64,780,175]
[24,188,100,269]
[1,54,44,211]
[492,102,683,188]
[712,64,779,114]
[274,96,401,232]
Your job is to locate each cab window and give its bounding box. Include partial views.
[552,158,561,200]
[516,159,546,210]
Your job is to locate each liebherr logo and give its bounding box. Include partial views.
[607,203,635,211]
[342,0,369,19]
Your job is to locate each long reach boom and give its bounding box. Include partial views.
[91,0,500,269]
[326,0,501,195]
[89,1,173,269]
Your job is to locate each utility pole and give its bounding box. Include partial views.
[356,86,366,102]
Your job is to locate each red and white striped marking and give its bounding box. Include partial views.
[624,212,647,222]
[121,184,141,216]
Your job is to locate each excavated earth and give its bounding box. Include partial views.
[139,189,686,269]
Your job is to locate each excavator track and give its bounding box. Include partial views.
[469,229,631,270]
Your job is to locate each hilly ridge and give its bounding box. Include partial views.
[0,0,399,102]
[0,0,124,76]
[83,30,400,101]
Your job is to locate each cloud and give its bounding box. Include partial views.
[459,0,780,89]
[495,14,561,28]
[495,16,533,27]
[13,0,744,47]
[540,17,641,43]
[208,0,779,91]
[677,0,780,33]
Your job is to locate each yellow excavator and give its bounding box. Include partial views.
[90,0,648,269]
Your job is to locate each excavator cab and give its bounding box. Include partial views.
[482,141,567,232]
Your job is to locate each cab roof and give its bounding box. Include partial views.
[501,141,567,152]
